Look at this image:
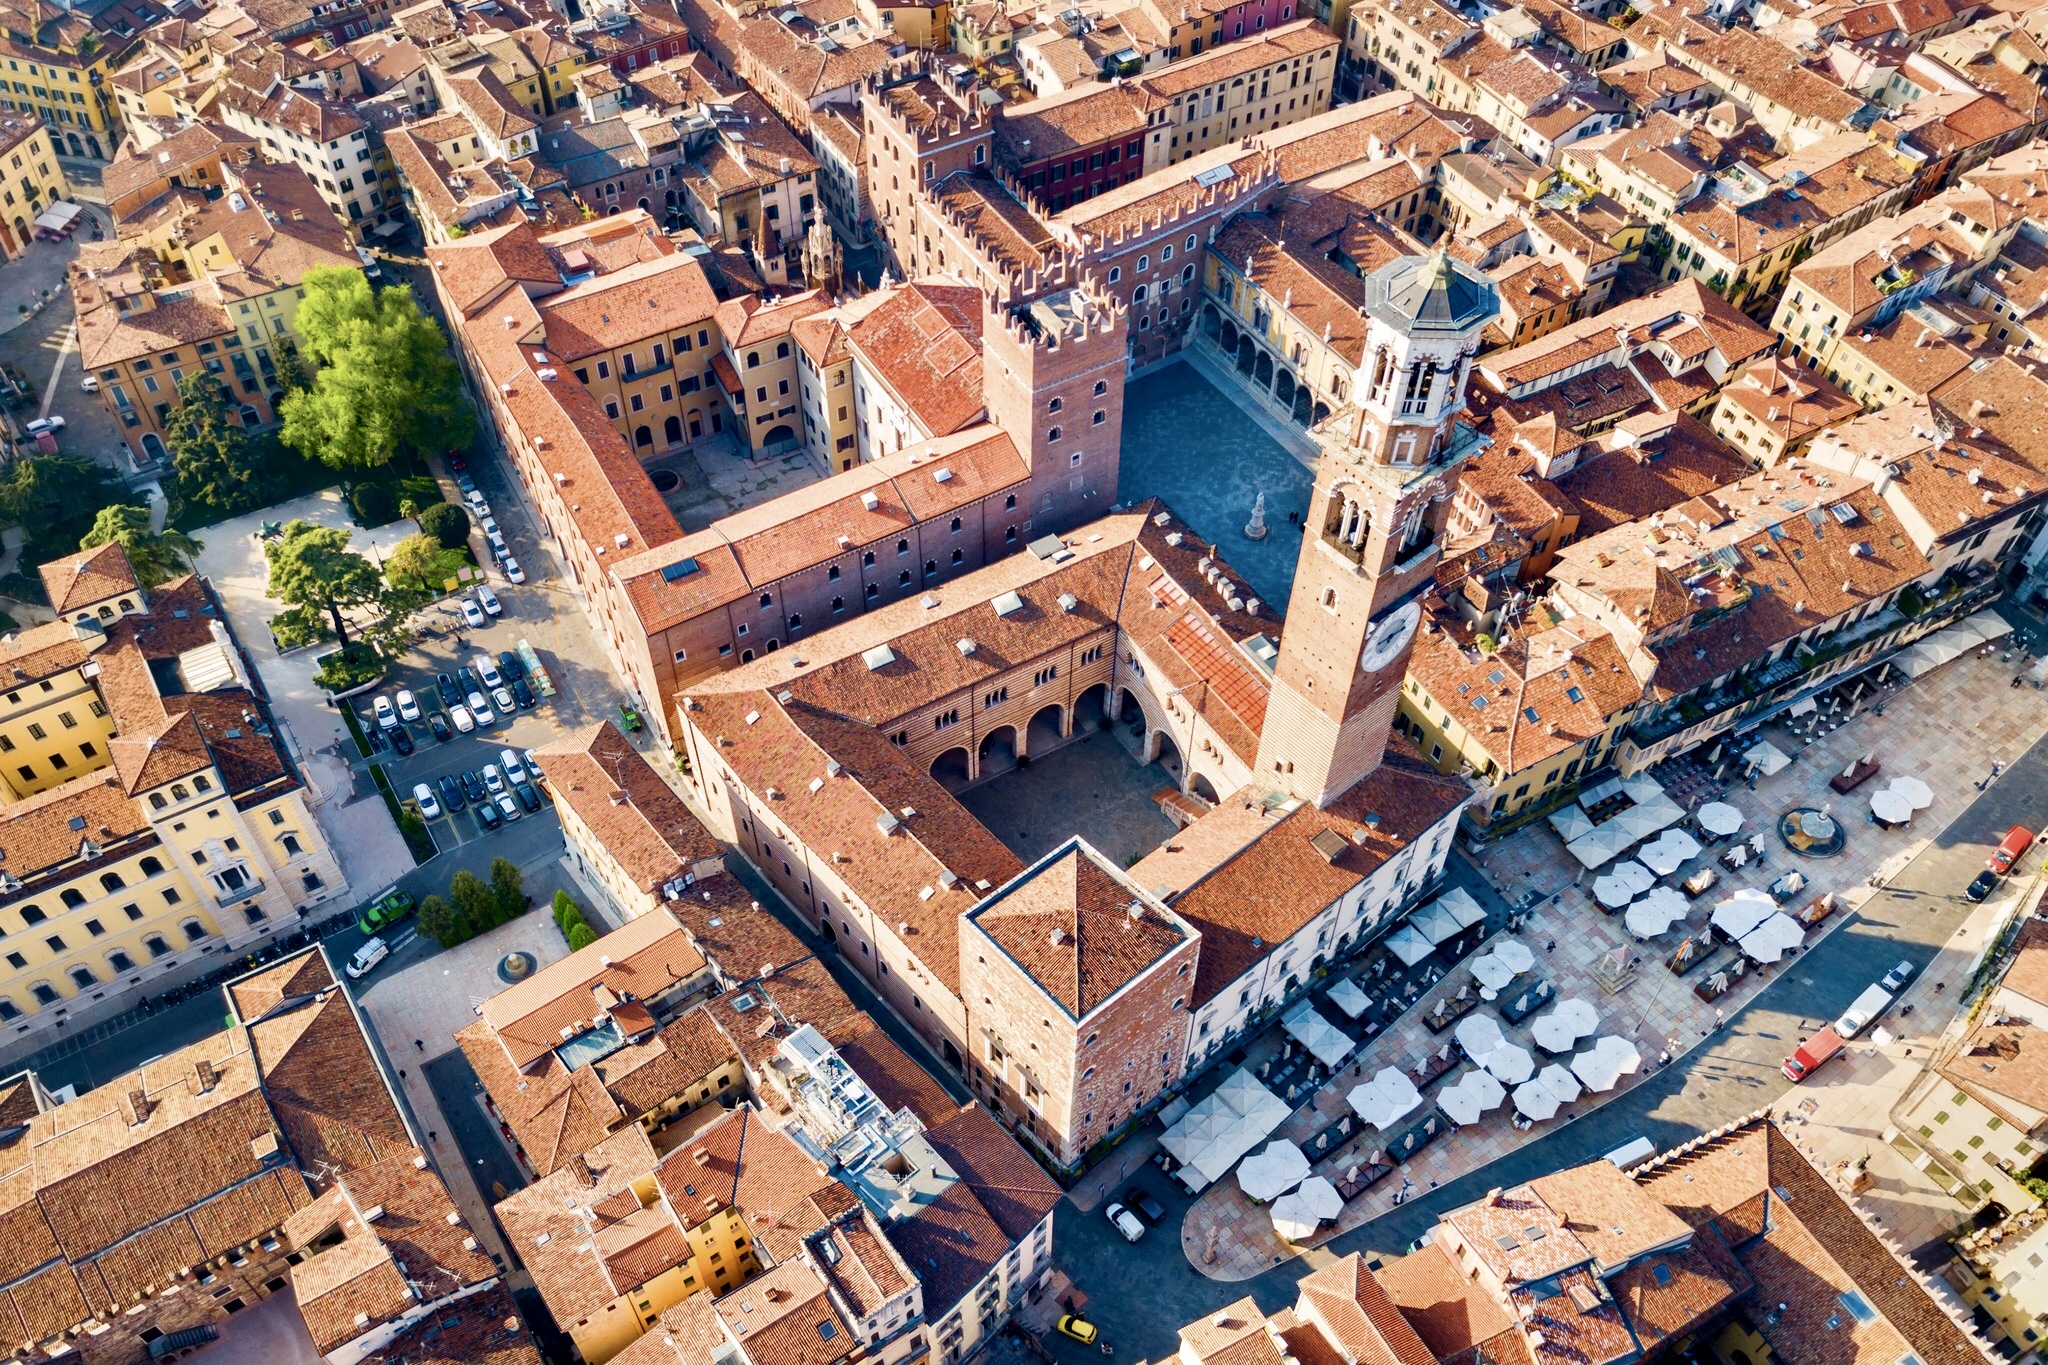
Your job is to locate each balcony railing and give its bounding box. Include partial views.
[214,878,263,908]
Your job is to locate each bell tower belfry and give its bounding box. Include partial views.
[1255,249,1499,807]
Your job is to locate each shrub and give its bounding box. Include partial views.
[418,501,470,549]
[397,474,443,518]
[566,921,600,952]
[553,889,580,932]
[396,807,435,863]
[417,894,467,947]
[450,869,495,935]
[314,641,384,693]
[351,482,398,525]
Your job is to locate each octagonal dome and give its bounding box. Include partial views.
[1363,248,1499,338]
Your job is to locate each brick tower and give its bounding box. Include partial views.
[1255,248,1500,806]
[982,282,1128,535]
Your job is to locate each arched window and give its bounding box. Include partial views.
[149,793,166,811]
[281,834,303,856]
[69,967,94,990]
[193,775,210,792]
[746,351,760,368]
[144,934,169,958]
[776,341,790,359]
[118,599,134,612]
[97,606,114,621]
[1048,426,1062,442]
[139,857,162,876]
[182,919,207,943]
[171,783,190,801]
[18,905,43,925]
[59,889,84,909]
[99,872,123,893]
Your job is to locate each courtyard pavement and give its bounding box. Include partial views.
[644,434,828,534]
[183,1288,321,1365]
[1175,628,2048,1280]
[955,726,1178,869]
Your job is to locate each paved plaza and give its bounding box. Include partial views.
[956,727,1179,868]
[1175,626,2048,1280]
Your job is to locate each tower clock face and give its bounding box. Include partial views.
[1360,601,1421,674]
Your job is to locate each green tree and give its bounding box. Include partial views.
[566,921,600,952]
[489,856,526,921]
[273,343,312,398]
[418,501,469,549]
[552,889,580,932]
[166,373,260,516]
[416,893,465,947]
[263,519,385,645]
[79,505,201,589]
[450,868,495,935]
[0,453,120,555]
[383,533,446,594]
[280,267,476,472]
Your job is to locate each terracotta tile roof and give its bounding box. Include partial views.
[1054,143,1276,242]
[1832,313,1979,397]
[841,280,986,439]
[1608,1228,1750,1352]
[1179,1296,1285,1365]
[494,1124,661,1327]
[835,1019,960,1126]
[1716,356,1861,445]
[1689,28,1867,124]
[456,1018,623,1177]
[38,543,138,617]
[1407,614,1642,775]
[537,251,722,362]
[77,293,236,370]
[712,1258,851,1364]
[930,171,1059,279]
[1479,279,1774,393]
[1377,1240,1531,1364]
[355,1281,541,1365]
[920,1103,1060,1243]
[227,950,337,1025]
[246,983,413,1179]
[883,1174,1008,1315]
[1994,917,2048,1009]
[478,908,706,1070]
[533,721,722,896]
[994,82,1149,164]
[614,1293,725,1364]
[652,1105,834,1234]
[1553,411,1755,537]
[1255,92,1494,185]
[1137,18,1336,98]
[1297,1253,1437,1364]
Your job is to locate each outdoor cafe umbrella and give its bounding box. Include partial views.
[1327,977,1371,1019]
[1711,889,1776,940]
[1593,872,1638,909]
[1481,1042,1535,1085]
[1455,1014,1507,1062]
[1492,940,1534,974]
[1639,829,1702,876]
[1347,1068,1423,1131]
[1270,1176,1343,1242]
[1871,789,1914,825]
[1471,953,1515,994]
[1384,924,1434,966]
[1697,801,1744,836]
[1739,912,1805,964]
[1531,998,1599,1053]
[1237,1139,1311,1202]
[1571,1036,1643,1093]
[1624,886,1688,940]
[1440,1069,1508,1125]
[1536,1063,1582,1105]
[1890,775,1934,810]
[1513,1077,1561,1121]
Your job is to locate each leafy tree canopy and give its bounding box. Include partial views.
[0,453,120,556]
[280,266,476,472]
[264,520,384,645]
[80,505,201,590]
[166,374,256,514]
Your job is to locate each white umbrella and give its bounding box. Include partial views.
[1697,801,1744,836]
[1549,805,1596,841]
[1439,887,1489,929]
[1537,1063,1582,1104]
[1270,1176,1342,1241]
[1711,889,1776,940]
[1440,1069,1508,1125]
[1471,953,1515,992]
[1871,789,1914,824]
[1572,1036,1642,1092]
[1385,925,1434,966]
[1594,873,1636,909]
[1493,940,1534,974]
[1648,829,1702,874]
[1482,1042,1535,1085]
[1347,1068,1422,1131]
[1455,1014,1506,1061]
[1327,977,1371,1019]
[1237,1139,1311,1201]
[1890,775,1933,809]
[1513,1077,1561,1121]
[1739,912,1805,964]
[1619,861,1657,895]
[1624,886,1688,939]
[1743,740,1791,776]
[1530,997,1599,1054]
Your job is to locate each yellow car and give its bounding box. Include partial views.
[1057,1314,1098,1345]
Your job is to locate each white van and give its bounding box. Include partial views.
[1833,982,1894,1039]
[345,936,390,980]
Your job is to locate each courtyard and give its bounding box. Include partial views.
[1118,360,1313,609]
[955,726,1179,869]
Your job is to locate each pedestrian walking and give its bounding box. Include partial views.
[1546,939,1556,953]
[429,1131,437,1142]
[414,1038,424,1052]
[399,1069,407,1080]
[1713,1009,1724,1030]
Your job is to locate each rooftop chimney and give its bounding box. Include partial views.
[118,1088,152,1126]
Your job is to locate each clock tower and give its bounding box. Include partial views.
[1256,248,1499,806]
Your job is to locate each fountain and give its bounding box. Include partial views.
[1244,491,1268,540]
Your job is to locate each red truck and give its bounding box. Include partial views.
[1783,1025,1845,1082]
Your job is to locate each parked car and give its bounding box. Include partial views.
[427,712,452,744]
[501,555,526,584]
[1880,959,1915,993]
[479,515,500,540]
[1124,1187,1167,1222]
[481,764,506,796]
[454,472,476,495]
[372,696,397,730]
[1105,1203,1144,1243]
[459,771,486,805]
[436,672,462,708]
[23,415,64,436]
[510,676,536,709]
[477,584,502,616]
[465,489,491,518]
[1783,1025,1845,1082]
[388,724,414,756]
[410,782,442,819]
[78,375,98,393]
[475,656,504,690]
[495,791,522,821]
[437,774,466,811]
[459,596,485,628]
[345,936,390,980]
[1833,981,1895,1039]
[458,666,482,696]
[491,685,515,715]
[497,650,524,681]
[467,691,495,725]
[395,689,420,722]
[485,531,507,561]
[500,748,528,784]
[618,702,643,732]
[1968,869,1999,902]
[514,781,542,813]
[1056,1316,1098,1346]
[474,799,502,833]
[1992,825,2036,875]
[449,704,475,733]
[356,889,415,935]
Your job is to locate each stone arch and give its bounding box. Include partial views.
[930,746,972,791]
[638,197,650,211]
[634,424,653,448]
[1235,334,1256,374]
[65,132,81,157]
[1221,319,1239,351]
[1313,401,1331,425]
[1203,304,1222,340]
[1292,385,1314,426]
[1151,731,1184,783]
[140,433,167,463]
[1189,771,1219,803]
[1254,351,1274,387]
[977,726,1016,776]
[1274,369,1296,407]
[764,424,796,447]
[1076,681,1110,731]
[1116,688,1145,727]
[1025,703,1064,756]
[664,415,682,445]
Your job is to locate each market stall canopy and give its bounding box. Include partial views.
[1440,1068,1508,1125]
[1697,802,1744,836]
[1711,889,1777,940]
[1531,998,1599,1053]
[1471,940,1534,993]
[1270,1176,1342,1242]
[1492,940,1534,974]
[1384,925,1434,966]
[1549,805,1596,841]
[1326,977,1371,1020]
[1889,775,1933,810]
[1571,1036,1642,1093]
[1346,1068,1424,1131]
[1237,1139,1311,1202]
[1580,775,1627,808]
[1892,609,2011,678]
[1160,1068,1291,1192]
[1739,912,1805,964]
[1871,789,1914,824]
[1639,829,1702,876]
[1617,861,1657,895]
[1624,886,1688,940]
[1455,1014,1507,1061]
[1283,1003,1356,1069]
[1743,741,1792,777]
[1481,1042,1534,1085]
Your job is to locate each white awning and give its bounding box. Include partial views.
[1410,899,1463,944]
[1567,822,1637,868]
[1711,888,1777,940]
[1481,1042,1534,1085]
[1437,887,1488,929]
[1742,741,1792,777]
[1237,1139,1311,1201]
[1531,998,1599,1053]
[1326,978,1371,1020]
[1270,1176,1342,1242]
[373,218,407,237]
[1889,775,1933,809]
[1440,1068,1508,1125]
[1579,775,1627,808]
[1639,829,1702,876]
[1160,1067,1290,1192]
[1871,789,1914,823]
[1571,1036,1642,1093]
[1739,912,1805,964]
[1624,887,1687,940]
[1892,609,2013,678]
[1455,1014,1507,1060]
[1347,1067,1423,1131]
[1284,1003,1356,1069]
[1384,925,1434,966]
[1549,805,1597,841]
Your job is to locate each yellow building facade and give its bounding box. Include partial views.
[0,113,65,257]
